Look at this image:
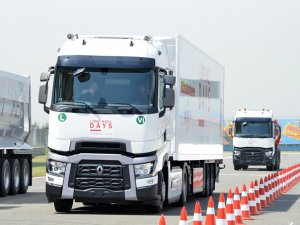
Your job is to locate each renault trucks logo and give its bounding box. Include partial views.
[58,113,67,122]
[136,116,145,125]
[96,165,104,175]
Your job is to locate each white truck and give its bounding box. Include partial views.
[231,109,281,171]
[38,34,224,212]
[0,70,32,197]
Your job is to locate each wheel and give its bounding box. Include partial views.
[275,151,280,170]
[177,164,188,206]
[54,199,73,213]
[266,164,275,171]
[149,172,166,213]
[200,164,211,197]
[234,165,240,170]
[242,165,248,170]
[9,159,21,195]
[208,164,214,196]
[19,158,30,194]
[0,159,11,197]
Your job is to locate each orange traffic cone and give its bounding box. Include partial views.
[264,177,271,206]
[240,184,254,220]
[205,196,216,225]
[216,193,226,225]
[259,178,269,208]
[225,189,237,225]
[179,207,188,225]
[248,181,261,215]
[268,174,274,203]
[233,187,245,225]
[159,214,166,225]
[193,201,203,225]
[254,180,262,212]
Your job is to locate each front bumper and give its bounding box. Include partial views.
[45,152,161,205]
[233,148,274,166]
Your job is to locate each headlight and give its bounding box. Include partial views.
[265,151,273,157]
[134,162,154,177]
[46,159,66,177]
[234,150,240,156]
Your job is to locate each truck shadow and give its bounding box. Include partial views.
[0,192,48,205]
[69,191,299,216]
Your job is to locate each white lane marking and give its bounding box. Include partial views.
[289,222,294,225]
[33,176,45,179]
[221,174,265,176]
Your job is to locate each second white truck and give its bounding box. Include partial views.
[231,109,281,171]
[39,34,224,212]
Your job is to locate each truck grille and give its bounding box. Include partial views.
[241,150,265,162]
[74,161,129,191]
[77,164,122,177]
[76,178,123,190]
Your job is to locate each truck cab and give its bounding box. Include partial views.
[231,109,280,171]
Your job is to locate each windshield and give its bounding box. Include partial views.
[53,67,156,114]
[234,120,273,138]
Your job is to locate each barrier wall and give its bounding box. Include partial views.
[224,119,300,150]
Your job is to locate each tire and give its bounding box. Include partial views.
[234,165,240,170]
[9,159,21,195]
[275,151,280,170]
[242,165,248,170]
[208,164,214,196]
[266,164,275,171]
[54,199,73,213]
[201,163,211,197]
[0,159,11,197]
[19,158,30,194]
[149,172,166,213]
[177,164,188,206]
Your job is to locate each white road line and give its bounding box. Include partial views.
[289,222,294,225]
[221,174,264,176]
[33,176,45,179]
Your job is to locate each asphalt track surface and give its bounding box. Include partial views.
[0,152,299,225]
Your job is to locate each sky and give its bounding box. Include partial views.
[1,0,300,124]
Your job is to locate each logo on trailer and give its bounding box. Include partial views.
[58,113,67,122]
[136,116,145,125]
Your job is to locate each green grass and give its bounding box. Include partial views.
[32,155,47,177]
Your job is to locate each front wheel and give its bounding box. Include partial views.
[234,165,241,170]
[149,173,166,213]
[54,199,73,213]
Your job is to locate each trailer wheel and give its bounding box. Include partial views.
[0,159,11,197]
[19,158,30,194]
[200,163,211,197]
[208,164,214,195]
[9,159,21,195]
[54,199,73,213]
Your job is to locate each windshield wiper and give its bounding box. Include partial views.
[110,103,142,114]
[56,101,95,113]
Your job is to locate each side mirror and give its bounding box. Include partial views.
[164,75,176,86]
[163,88,175,108]
[40,72,50,82]
[38,85,48,104]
